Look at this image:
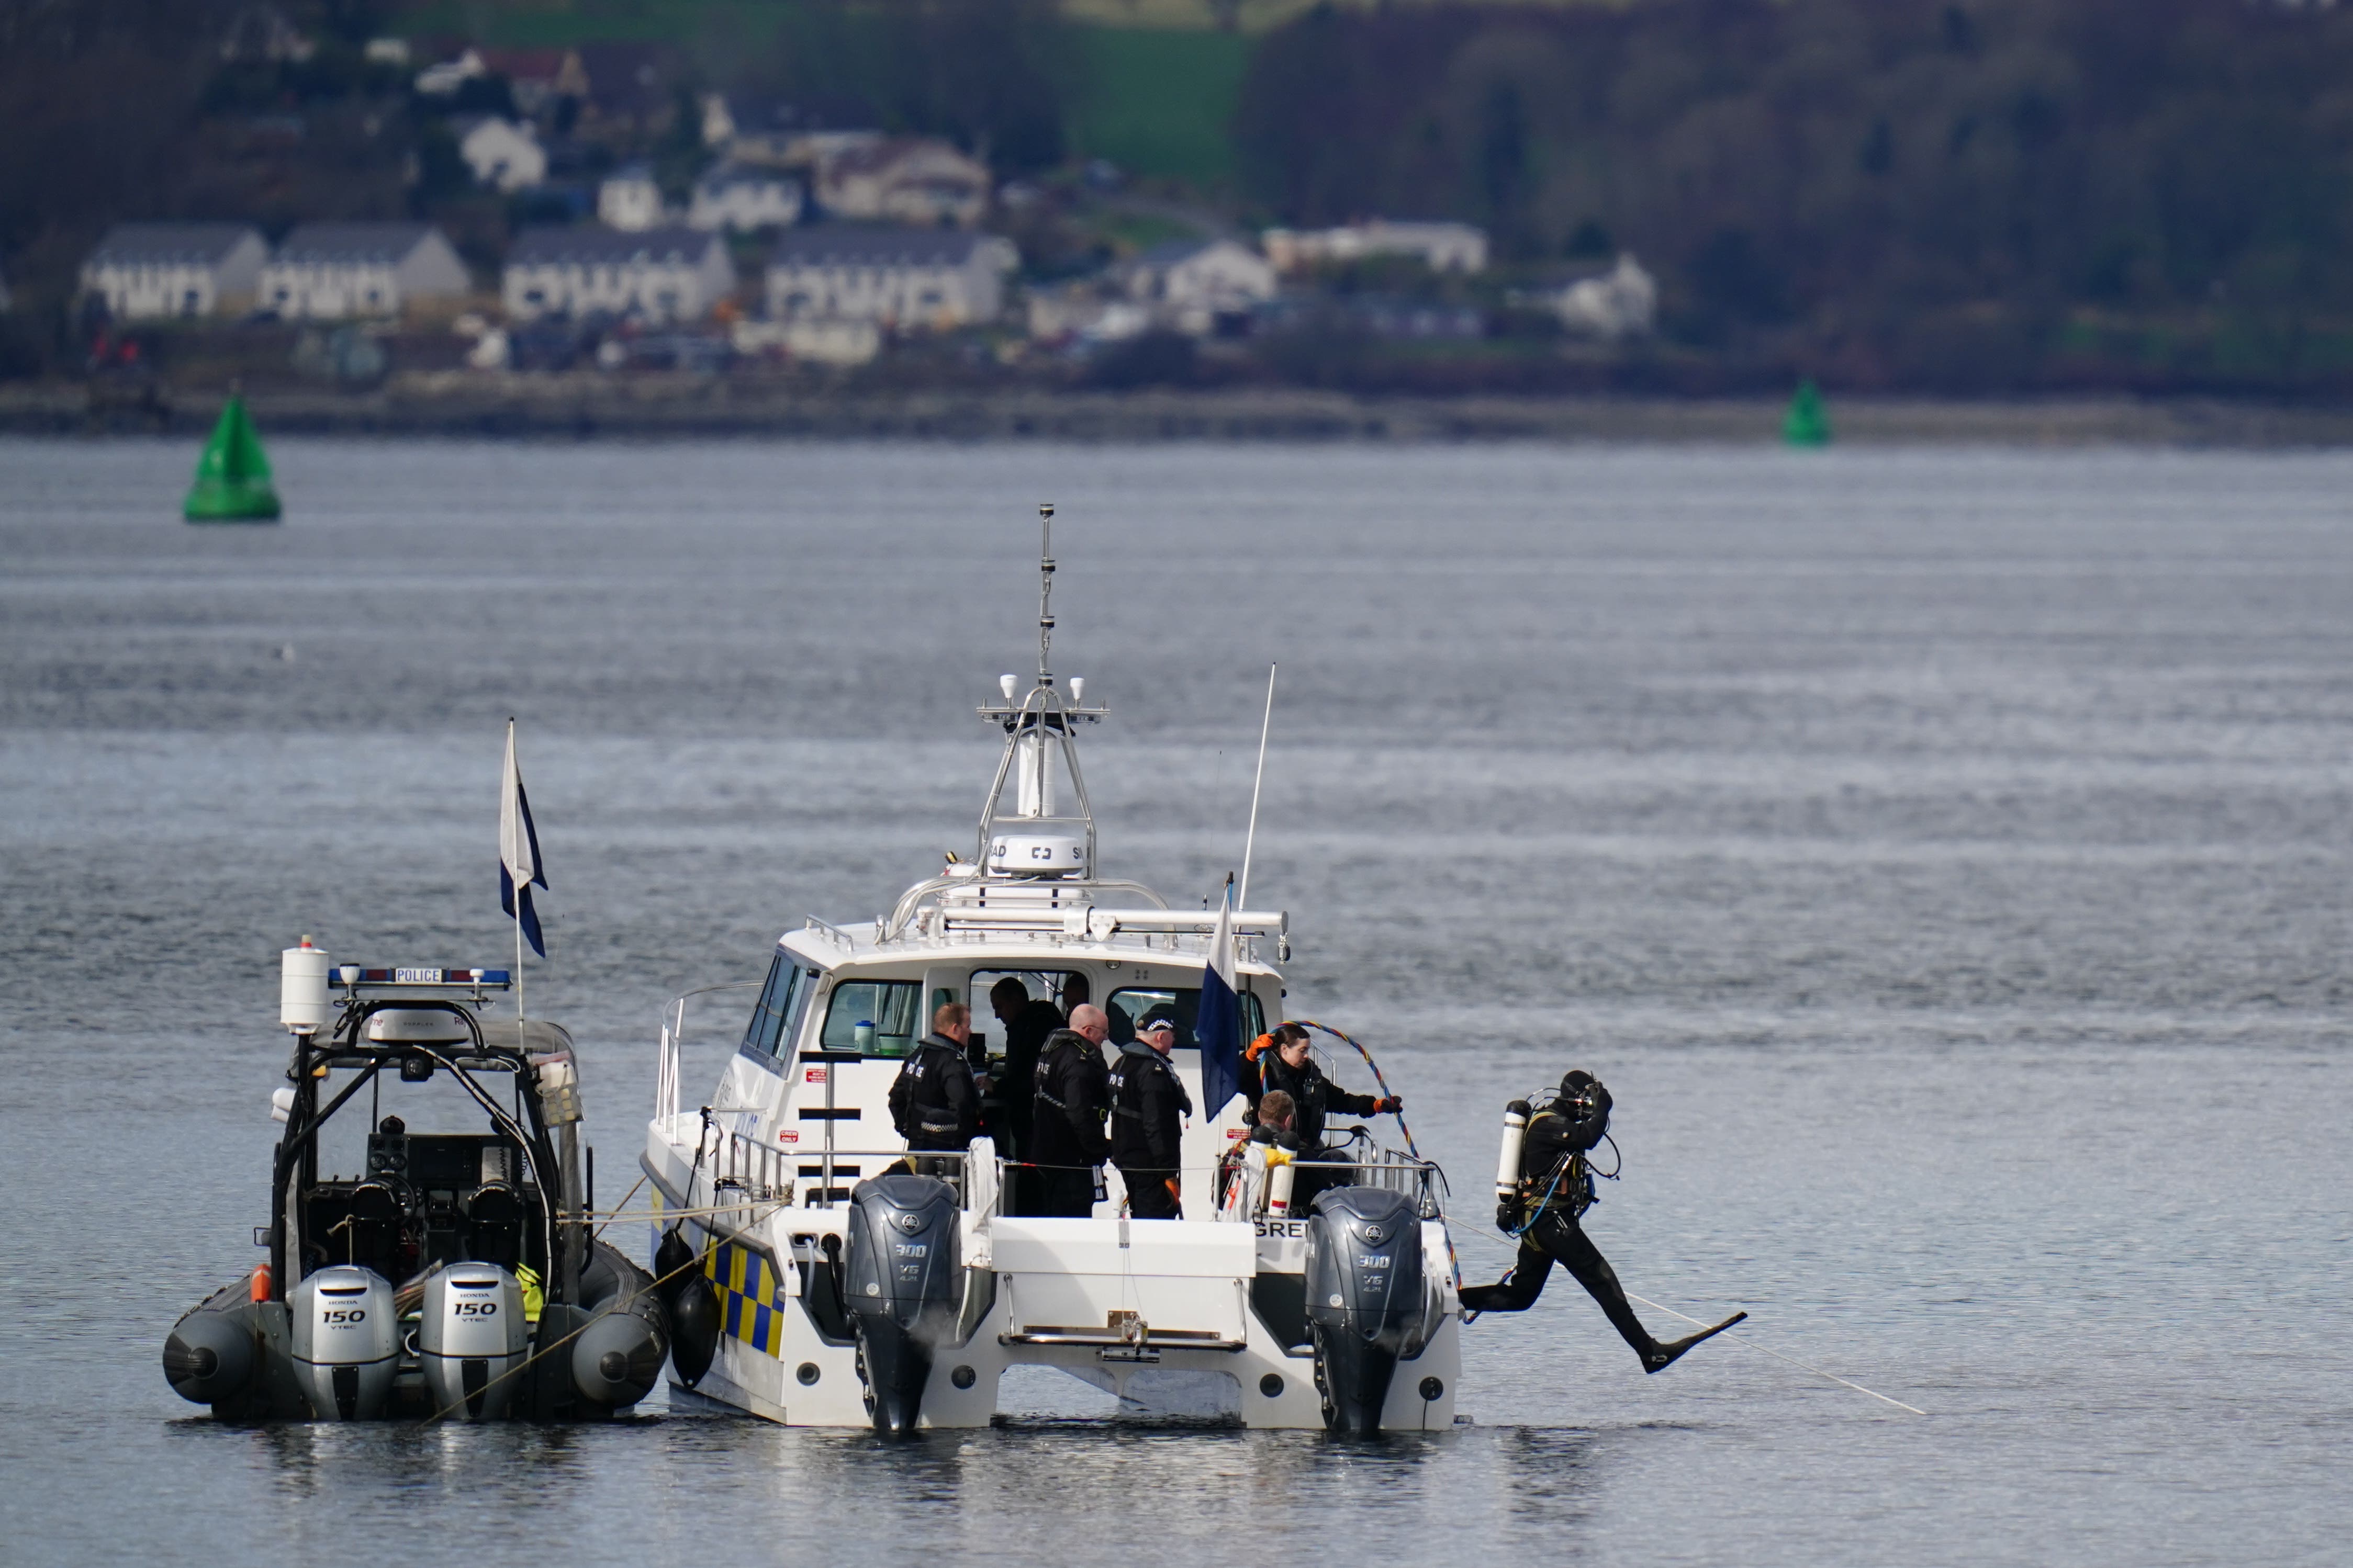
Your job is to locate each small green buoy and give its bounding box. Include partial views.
[1783,379,1832,447]
[184,391,281,523]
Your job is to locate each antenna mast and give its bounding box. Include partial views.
[1036,502,1055,687]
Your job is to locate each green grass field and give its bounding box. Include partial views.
[393,5,1251,185]
[1062,25,1250,186]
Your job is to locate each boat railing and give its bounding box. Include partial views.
[1221,1149,1445,1222]
[655,980,758,1126]
[713,1133,983,1213]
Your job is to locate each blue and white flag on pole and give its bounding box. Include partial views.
[499,719,548,958]
[1197,876,1244,1121]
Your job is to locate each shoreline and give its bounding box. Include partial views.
[8,376,2353,445]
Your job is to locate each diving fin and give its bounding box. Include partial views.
[1643,1311,1747,1374]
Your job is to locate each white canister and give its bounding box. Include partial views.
[280,938,333,1034]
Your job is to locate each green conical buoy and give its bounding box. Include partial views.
[184,392,281,523]
[1783,379,1831,447]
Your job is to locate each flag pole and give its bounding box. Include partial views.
[1239,663,1276,909]
[508,717,525,1028]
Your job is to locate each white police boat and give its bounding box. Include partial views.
[641,509,1462,1435]
[164,952,669,1422]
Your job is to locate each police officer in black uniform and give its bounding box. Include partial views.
[887,1002,980,1173]
[1460,1069,1744,1373]
[1109,1013,1192,1219]
[1030,1025,1110,1216]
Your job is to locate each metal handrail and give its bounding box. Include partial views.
[655,980,759,1124]
[715,1134,978,1210]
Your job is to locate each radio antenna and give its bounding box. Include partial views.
[1238,662,1276,908]
[1036,502,1055,687]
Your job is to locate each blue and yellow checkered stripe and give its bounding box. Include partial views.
[706,1240,791,1358]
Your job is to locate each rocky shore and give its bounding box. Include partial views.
[8,374,2353,445]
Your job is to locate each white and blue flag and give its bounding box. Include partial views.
[499,719,548,958]
[1197,877,1244,1120]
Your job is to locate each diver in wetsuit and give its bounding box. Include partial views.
[1460,1069,1745,1373]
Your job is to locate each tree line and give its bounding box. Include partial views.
[1236,0,2353,389]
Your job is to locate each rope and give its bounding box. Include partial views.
[414,1235,725,1429]
[1286,1020,1462,1290]
[591,1174,646,1239]
[1448,1212,1925,1416]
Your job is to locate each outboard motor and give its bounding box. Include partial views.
[163,1290,256,1408]
[419,1264,528,1420]
[654,1226,721,1389]
[288,1265,398,1421]
[842,1174,961,1435]
[1304,1187,1425,1437]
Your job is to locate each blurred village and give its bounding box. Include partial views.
[10,0,2353,413]
[41,18,1657,401]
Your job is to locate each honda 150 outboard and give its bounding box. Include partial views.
[290,1265,399,1420]
[420,1264,528,1420]
[843,1174,962,1435]
[1304,1186,1426,1436]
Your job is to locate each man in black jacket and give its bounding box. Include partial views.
[887,1003,980,1173]
[1460,1069,1744,1373]
[990,977,1070,1158]
[1029,1025,1109,1216]
[1110,1014,1191,1219]
[1256,1030,1399,1148]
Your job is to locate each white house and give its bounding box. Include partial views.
[80,223,270,319]
[764,227,1016,331]
[413,48,484,96]
[1118,237,1278,335]
[503,227,736,325]
[258,223,470,320]
[1262,220,1489,275]
[597,163,667,231]
[816,137,990,227]
[688,161,802,232]
[456,117,547,194]
[1551,254,1657,340]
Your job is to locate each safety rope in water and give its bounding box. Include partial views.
[1447,1212,1927,1416]
[1287,1019,1462,1291]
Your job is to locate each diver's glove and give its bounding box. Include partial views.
[1375,1096,1403,1113]
[1495,1199,1521,1232]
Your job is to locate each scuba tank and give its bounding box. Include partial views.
[1494,1100,1530,1207]
[1265,1149,1297,1219]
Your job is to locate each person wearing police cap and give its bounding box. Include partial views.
[887,1002,980,1173]
[1460,1068,1745,1373]
[1110,1012,1192,1219]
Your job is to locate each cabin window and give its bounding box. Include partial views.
[742,954,816,1061]
[1105,987,1265,1050]
[821,979,923,1057]
[962,969,1091,1052]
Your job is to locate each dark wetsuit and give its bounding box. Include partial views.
[1029,1029,1109,1216]
[1460,1079,1696,1370]
[1108,1041,1191,1220]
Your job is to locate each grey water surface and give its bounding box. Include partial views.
[2,436,2349,1565]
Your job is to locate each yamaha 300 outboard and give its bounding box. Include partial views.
[1304,1187,1426,1436]
[843,1174,961,1435]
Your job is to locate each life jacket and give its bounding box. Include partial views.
[893,1037,973,1145]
